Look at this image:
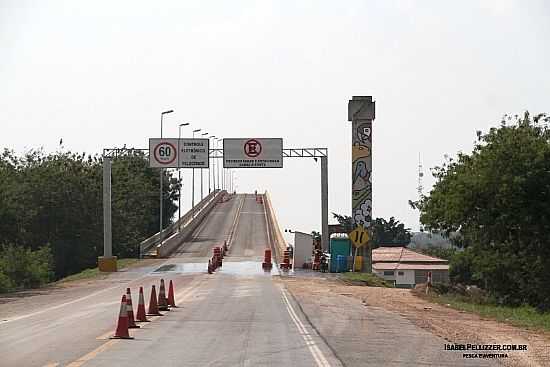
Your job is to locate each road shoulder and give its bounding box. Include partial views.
[279,276,549,367]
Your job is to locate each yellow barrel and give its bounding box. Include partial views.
[354,256,363,271]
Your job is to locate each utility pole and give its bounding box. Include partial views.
[178,122,190,231]
[159,109,174,245]
[201,132,208,199]
[192,128,201,213]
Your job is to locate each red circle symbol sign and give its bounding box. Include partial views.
[244,139,262,157]
[154,142,177,165]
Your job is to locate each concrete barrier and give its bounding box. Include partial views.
[140,190,225,258]
[263,191,287,263]
[155,192,224,257]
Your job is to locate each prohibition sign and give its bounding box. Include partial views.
[153,141,177,165]
[244,139,262,157]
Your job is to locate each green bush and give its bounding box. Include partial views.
[0,243,54,292]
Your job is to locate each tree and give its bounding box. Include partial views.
[332,213,411,246]
[414,112,550,308]
[371,217,412,246]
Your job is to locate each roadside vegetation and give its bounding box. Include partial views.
[416,286,550,332]
[411,112,550,313]
[57,258,141,283]
[0,148,179,293]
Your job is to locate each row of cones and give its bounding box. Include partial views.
[112,279,177,339]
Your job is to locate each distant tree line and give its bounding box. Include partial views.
[332,213,412,246]
[0,148,179,292]
[412,112,550,310]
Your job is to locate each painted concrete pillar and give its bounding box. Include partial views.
[348,96,375,271]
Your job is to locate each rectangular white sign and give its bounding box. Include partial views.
[178,138,209,168]
[223,138,283,168]
[149,138,209,168]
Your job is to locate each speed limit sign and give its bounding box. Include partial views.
[149,139,178,167]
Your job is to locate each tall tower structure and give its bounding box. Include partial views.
[348,96,375,271]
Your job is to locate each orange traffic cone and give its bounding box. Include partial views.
[147,285,163,316]
[126,288,140,329]
[135,286,150,322]
[111,295,134,339]
[167,280,177,308]
[158,279,169,311]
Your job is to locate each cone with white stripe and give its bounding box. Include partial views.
[167,280,177,308]
[126,288,140,329]
[110,295,134,339]
[135,286,150,322]
[158,279,169,311]
[147,285,163,316]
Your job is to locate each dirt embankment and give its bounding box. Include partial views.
[281,276,550,367]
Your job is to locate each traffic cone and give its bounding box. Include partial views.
[167,280,177,308]
[126,288,140,329]
[158,279,169,311]
[111,295,134,339]
[135,286,150,322]
[147,285,163,316]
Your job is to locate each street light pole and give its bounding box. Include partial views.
[201,132,208,200]
[178,122,190,231]
[213,139,217,191]
[217,138,222,191]
[192,128,201,214]
[159,109,174,245]
[208,135,216,194]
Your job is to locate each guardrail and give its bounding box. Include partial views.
[140,189,223,257]
[263,191,287,263]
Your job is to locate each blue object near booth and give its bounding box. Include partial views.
[330,237,351,273]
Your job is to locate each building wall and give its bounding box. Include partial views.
[395,269,415,287]
[294,232,313,268]
[415,269,450,284]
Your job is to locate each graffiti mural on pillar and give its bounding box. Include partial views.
[352,121,372,227]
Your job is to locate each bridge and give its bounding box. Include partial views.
[0,97,504,366]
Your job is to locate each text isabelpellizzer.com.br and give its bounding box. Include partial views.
[445,343,528,359]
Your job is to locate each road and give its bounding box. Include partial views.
[0,193,505,366]
[0,194,341,367]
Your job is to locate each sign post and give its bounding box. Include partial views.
[349,225,369,272]
[223,138,283,168]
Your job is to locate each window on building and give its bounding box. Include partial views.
[383,271,394,276]
[398,271,404,276]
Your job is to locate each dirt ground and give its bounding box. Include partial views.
[280,276,550,367]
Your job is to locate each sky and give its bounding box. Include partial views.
[1,0,549,244]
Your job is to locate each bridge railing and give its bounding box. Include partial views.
[263,191,286,263]
[140,189,222,256]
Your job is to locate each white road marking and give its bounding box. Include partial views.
[280,287,333,367]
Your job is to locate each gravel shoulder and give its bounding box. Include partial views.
[279,275,550,367]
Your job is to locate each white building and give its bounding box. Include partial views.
[372,247,449,288]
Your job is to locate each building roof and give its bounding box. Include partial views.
[373,262,449,271]
[372,246,448,264]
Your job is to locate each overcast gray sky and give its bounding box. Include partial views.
[2,1,549,242]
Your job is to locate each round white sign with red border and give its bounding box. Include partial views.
[153,141,177,165]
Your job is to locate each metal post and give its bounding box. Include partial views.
[103,157,112,257]
[160,117,164,244]
[321,155,329,253]
[348,96,375,272]
[217,139,221,191]
[201,168,204,199]
[213,140,217,191]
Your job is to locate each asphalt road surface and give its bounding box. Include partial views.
[0,194,500,366]
[0,194,340,367]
